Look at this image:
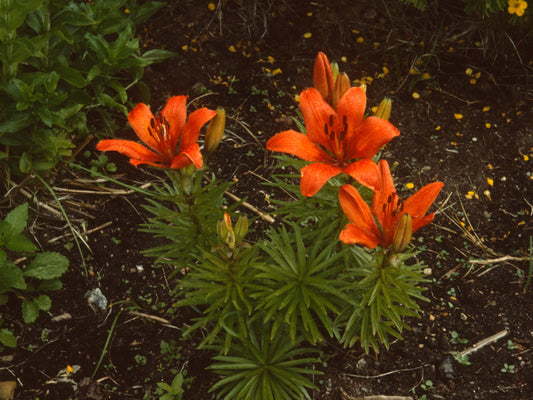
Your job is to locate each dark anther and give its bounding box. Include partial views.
[339,129,346,141]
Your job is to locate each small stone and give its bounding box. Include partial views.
[423,267,432,275]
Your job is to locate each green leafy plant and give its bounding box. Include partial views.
[0,203,69,347]
[501,363,516,373]
[0,0,174,175]
[157,372,186,400]
[93,51,444,399]
[208,321,321,400]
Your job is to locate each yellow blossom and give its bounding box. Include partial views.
[406,182,414,189]
[208,2,216,11]
[508,0,528,16]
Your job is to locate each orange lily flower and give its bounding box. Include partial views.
[267,87,400,197]
[97,96,216,169]
[339,159,443,249]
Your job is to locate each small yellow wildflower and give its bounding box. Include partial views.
[208,2,216,11]
[406,182,414,190]
[485,123,491,128]
[303,32,312,39]
[412,92,420,99]
[508,0,528,16]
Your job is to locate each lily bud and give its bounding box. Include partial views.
[234,215,249,245]
[374,97,392,121]
[331,72,351,110]
[330,62,340,83]
[392,214,413,253]
[313,52,334,104]
[217,212,235,249]
[205,108,226,155]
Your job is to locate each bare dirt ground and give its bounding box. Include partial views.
[1,1,532,399]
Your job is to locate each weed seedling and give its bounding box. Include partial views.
[449,331,468,345]
[501,363,515,373]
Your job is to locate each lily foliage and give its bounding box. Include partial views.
[96,52,443,399]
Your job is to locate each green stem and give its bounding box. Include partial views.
[34,172,88,276]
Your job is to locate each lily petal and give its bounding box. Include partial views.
[346,116,400,159]
[97,139,160,164]
[371,159,397,228]
[343,159,381,191]
[402,181,444,221]
[336,86,366,131]
[181,108,217,148]
[339,184,381,236]
[161,96,187,151]
[266,130,329,162]
[300,163,342,197]
[411,213,436,233]
[339,224,381,248]
[127,103,159,153]
[172,143,203,169]
[299,88,336,151]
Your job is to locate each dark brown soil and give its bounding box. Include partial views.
[1,1,532,399]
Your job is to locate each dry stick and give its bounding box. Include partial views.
[340,387,413,400]
[224,190,275,223]
[52,181,153,196]
[460,329,508,358]
[18,187,63,217]
[48,221,112,244]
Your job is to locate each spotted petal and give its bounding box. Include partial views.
[266,130,330,162]
[300,163,342,197]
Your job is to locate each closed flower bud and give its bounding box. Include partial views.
[374,97,392,121]
[205,108,226,155]
[313,52,335,105]
[331,72,351,110]
[392,213,412,253]
[234,215,248,245]
[330,62,340,83]
[217,212,235,248]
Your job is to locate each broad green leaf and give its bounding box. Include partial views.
[4,203,29,236]
[22,297,39,323]
[0,112,33,137]
[56,65,86,88]
[37,278,63,291]
[0,328,16,347]
[24,251,69,280]
[140,49,176,63]
[0,261,26,292]
[33,294,51,311]
[5,233,38,252]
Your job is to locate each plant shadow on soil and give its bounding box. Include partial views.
[1,1,532,399]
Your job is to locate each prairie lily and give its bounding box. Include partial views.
[97,96,216,169]
[267,87,400,197]
[339,159,443,250]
